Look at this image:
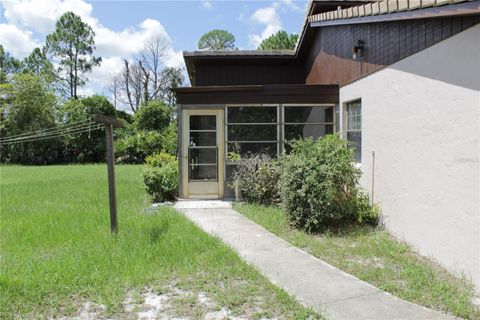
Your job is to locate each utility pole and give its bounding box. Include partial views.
[91,114,124,233]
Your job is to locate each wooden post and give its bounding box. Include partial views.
[105,123,117,233]
[91,114,124,234]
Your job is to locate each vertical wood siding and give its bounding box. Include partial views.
[305,15,480,86]
[195,62,304,86]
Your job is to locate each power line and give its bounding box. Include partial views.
[0,122,101,143]
[0,119,92,140]
[0,125,104,146]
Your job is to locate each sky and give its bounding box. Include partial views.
[0,0,308,101]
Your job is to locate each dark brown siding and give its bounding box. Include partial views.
[194,62,304,86]
[175,85,338,105]
[305,15,480,86]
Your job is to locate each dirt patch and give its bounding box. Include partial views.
[61,285,276,320]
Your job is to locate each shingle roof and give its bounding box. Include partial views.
[309,0,469,23]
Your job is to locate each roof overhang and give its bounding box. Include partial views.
[310,1,480,27]
[183,51,297,86]
[174,84,339,105]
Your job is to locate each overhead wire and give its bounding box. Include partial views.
[0,122,102,144]
[0,123,104,145]
[0,119,92,140]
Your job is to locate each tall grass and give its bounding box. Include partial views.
[235,203,480,320]
[0,165,317,319]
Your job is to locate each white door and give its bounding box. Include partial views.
[182,109,224,199]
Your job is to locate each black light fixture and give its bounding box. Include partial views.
[352,40,364,60]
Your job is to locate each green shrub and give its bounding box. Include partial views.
[231,154,280,205]
[142,152,178,202]
[145,152,176,168]
[134,101,171,131]
[279,135,377,231]
[115,131,164,164]
[158,122,178,156]
[351,191,380,225]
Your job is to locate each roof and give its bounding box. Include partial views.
[294,0,375,52]
[182,0,479,83]
[309,0,476,25]
[183,50,294,57]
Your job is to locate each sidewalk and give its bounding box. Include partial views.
[175,200,457,320]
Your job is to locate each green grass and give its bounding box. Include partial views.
[0,165,319,319]
[235,203,480,320]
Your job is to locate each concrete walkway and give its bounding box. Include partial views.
[174,201,457,320]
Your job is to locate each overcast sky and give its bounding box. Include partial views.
[0,0,308,99]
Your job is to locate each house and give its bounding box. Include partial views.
[174,0,480,291]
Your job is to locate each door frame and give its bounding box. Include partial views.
[181,109,224,199]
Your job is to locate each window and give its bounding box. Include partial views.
[284,106,334,141]
[189,115,218,181]
[346,101,361,162]
[224,105,337,182]
[225,106,279,182]
[226,106,279,160]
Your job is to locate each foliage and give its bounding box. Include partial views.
[258,31,299,50]
[145,151,177,168]
[45,11,101,99]
[156,67,184,107]
[278,135,377,231]
[22,47,55,84]
[0,45,22,84]
[115,130,164,164]
[158,122,178,155]
[351,191,380,225]
[115,109,134,124]
[106,35,184,113]
[143,152,179,202]
[227,152,241,161]
[134,101,172,131]
[1,74,60,164]
[0,165,315,319]
[231,154,280,205]
[197,29,236,50]
[59,95,116,162]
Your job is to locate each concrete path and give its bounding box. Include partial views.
[174,201,457,320]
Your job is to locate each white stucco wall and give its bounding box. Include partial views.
[339,24,480,290]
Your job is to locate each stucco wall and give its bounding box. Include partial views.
[339,24,480,290]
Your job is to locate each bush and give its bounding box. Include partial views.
[351,191,380,225]
[1,74,61,164]
[134,101,171,131]
[115,131,164,164]
[279,135,377,231]
[231,154,280,205]
[145,152,176,168]
[158,122,178,156]
[143,152,178,202]
[59,95,116,163]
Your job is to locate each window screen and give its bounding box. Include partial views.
[346,101,362,162]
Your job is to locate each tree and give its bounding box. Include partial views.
[139,34,169,101]
[1,74,59,164]
[134,101,171,132]
[59,95,116,162]
[22,47,55,83]
[0,45,22,84]
[121,59,143,113]
[156,67,184,108]
[257,31,299,50]
[45,12,101,99]
[197,29,236,50]
[105,33,184,112]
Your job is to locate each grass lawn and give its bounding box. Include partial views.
[235,203,480,320]
[0,165,319,319]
